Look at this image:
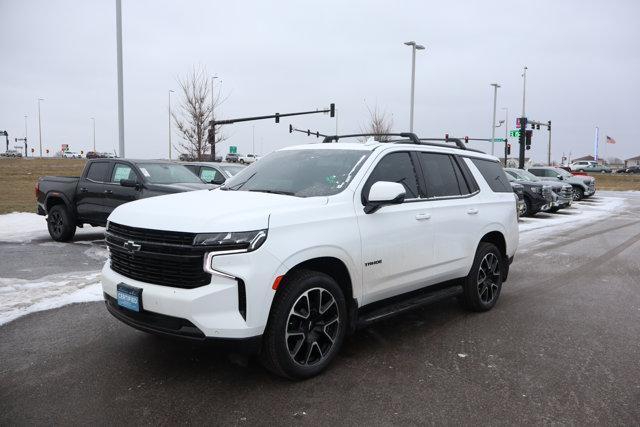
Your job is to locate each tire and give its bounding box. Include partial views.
[573,187,584,201]
[548,206,560,213]
[523,196,535,217]
[260,270,347,380]
[459,242,503,312]
[47,204,76,242]
[239,159,245,164]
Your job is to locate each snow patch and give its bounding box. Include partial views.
[0,212,104,243]
[0,271,102,325]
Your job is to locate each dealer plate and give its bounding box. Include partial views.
[117,283,142,312]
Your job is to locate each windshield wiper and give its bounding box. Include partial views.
[248,189,295,196]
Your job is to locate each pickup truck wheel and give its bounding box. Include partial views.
[573,187,584,201]
[522,196,534,217]
[47,204,76,242]
[260,270,347,380]
[459,242,503,312]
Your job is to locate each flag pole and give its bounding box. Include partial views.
[594,126,599,162]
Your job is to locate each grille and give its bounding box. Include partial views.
[106,222,211,289]
[560,186,573,199]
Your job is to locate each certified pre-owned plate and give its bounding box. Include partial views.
[117,283,142,312]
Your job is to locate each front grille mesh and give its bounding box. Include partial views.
[106,222,211,289]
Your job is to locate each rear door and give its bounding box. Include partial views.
[76,161,111,223]
[356,150,436,304]
[416,151,481,279]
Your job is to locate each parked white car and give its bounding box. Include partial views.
[61,151,82,158]
[238,153,259,164]
[102,135,519,379]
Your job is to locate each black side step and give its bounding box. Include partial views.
[356,285,463,329]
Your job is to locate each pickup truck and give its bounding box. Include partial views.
[37,159,212,241]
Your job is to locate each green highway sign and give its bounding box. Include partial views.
[493,138,507,143]
[509,130,520,138]
[229,146,237,154]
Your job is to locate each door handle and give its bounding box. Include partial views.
[80,187,88,193]
[104,189,113,195]
[467,208,479,215]
[415,213,431,221]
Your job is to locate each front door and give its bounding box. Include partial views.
[102,162,141,221]
[355,151,435,305]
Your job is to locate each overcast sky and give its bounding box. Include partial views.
[1,0,639,162]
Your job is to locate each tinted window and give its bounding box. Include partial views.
[470,158,512,193]
[111,163,134,182]
[85,162,110,182]
[364,152,420,200]
[419,153,467,197]
[528,169,543,177]
[183,165,197,173]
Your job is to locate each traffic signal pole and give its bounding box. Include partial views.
[547,121,552,165]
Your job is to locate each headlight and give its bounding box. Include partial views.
[531,186,541,193]
[194,229,268,252]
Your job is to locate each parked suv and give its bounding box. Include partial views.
[527,167,595,201]
[225,153,240,163]
[505,168,573,212]
[503,171,552,216]
[102,134,519,379]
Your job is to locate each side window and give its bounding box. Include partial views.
[419,152,467,197]
[199,167,219,183]
[470,158,512,193]
[85,162,110,182]
[544,169,556,177]
[110,163,134,183]
[183,165,197,173]
[363,152,420,201]
[528,169,542,177]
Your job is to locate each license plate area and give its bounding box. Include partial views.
[117,283,142,312]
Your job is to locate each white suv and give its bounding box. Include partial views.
[101,134,519,379]
[239,153,259,164]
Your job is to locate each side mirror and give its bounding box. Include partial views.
[557,175,563,180]
[120,179,140,189]
[364,181,406,214]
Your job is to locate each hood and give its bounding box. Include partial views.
[534,180,564,190]
[146,182,214,193]
[108,189,328,232]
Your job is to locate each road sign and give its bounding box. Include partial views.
[229,146,237,154]
[509,130,520,138]
[493,138,506,143]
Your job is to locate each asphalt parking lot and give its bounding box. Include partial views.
[1,192,639,424]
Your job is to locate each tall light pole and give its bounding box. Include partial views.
[116,0,125,158]
[90,117,96,151]
[211,76,219,158]
[521,66,528,117]
[490,83,501,156]
[404,41,425,132]
[168,89,174,160]
[501,107,508,165]
[37,98,44,157]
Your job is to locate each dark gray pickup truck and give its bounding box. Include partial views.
[36,159,212,241]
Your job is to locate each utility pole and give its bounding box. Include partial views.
[521,66,528,117]
[502,107,508,165]
[168,89,174,160]
[594,126,599,161]
[37,98,44,157]
[404,41,425,132]
[210,76,219,160]
[490,83,500,156]
[90,117,96,151]
[116,0,125,158]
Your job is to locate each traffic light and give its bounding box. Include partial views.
[547,120,551,131]
[507,144,511,155]
[275,113,280,123]
[518,117,527,146]
[330,103,335,118]
[525,130,532,150]
[207,126,215,144]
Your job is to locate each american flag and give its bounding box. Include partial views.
[606,135,617,144]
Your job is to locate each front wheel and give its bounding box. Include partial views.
[573,187,584,201]
[260,270,347,380]
[459,242,503,312]
[47,204,76,241]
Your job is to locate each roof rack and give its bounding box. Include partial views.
[322,132,421,144]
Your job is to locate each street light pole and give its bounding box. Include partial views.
[168,89,174,160]
[490,83,500,156]
[521,66,528,117]
[90,117,96,151]
[37,98,44,157]
[404,41,425,132]
[501,107,508,165]
[115,0,125,158]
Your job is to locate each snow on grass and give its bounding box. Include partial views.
[0,270,103,325]
[518,195,626,246]
[0,212,104,243]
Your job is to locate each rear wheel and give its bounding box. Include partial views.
[459,242,503,312]
[47,204,76,242]
[548,206,560,213]
[261,270,347,380]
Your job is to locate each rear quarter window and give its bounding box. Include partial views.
[469,158,512,193]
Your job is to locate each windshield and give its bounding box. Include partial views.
[219,164,245,177]
[555,168,573,177]
[221,149,371,197]
[137,163,204,184]
[511,169,540,181]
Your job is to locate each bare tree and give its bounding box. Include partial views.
[361,105,394,142]
[171,66,226,160]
